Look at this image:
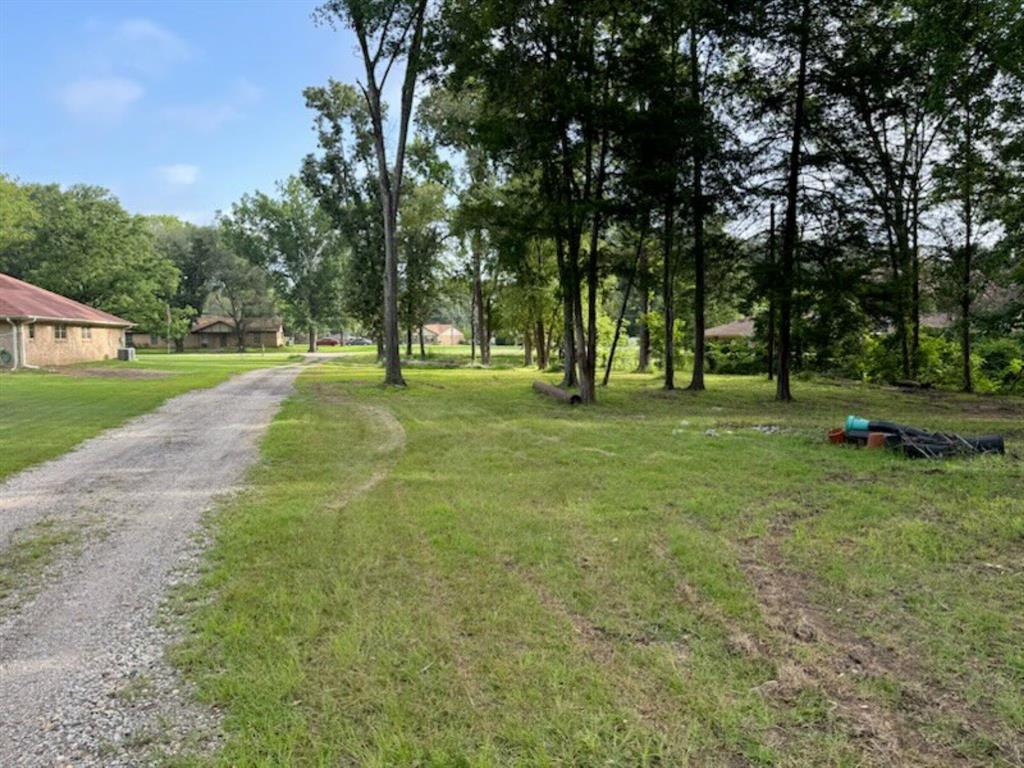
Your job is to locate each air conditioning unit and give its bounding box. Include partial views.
[117,347,136,361]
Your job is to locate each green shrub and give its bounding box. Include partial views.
[706,339,765,375]
[863,332,964,387]
[975,337,1024,393]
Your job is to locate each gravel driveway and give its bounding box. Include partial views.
[0,363,304,766]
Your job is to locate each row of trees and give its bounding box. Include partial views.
[306,0,1022,401]
[0,176,350,351]
[4,1,1020,395]
[0,170,462,355]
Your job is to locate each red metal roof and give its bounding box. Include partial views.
[0,273,131,326]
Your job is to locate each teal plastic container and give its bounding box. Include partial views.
[846,415,869,432]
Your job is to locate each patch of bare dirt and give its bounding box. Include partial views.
[737,512,1018,766]
[52,367,172,379]
[890,386,1024,418]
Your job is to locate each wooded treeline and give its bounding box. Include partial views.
[303,0,1022,400]
[0,175,350,351]
[2,1,1021,397]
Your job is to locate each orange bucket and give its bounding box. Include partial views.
[866,432,886,449]
[828,428,845,444]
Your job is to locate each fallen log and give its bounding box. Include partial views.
[533,380,582,405]
[893,379,933,389]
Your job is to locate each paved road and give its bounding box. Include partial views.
[0,363,303,766]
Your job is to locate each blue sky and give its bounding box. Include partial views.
[0,0,370,223]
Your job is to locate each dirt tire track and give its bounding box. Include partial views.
[308,382,406,507]
[737,514,1018,767]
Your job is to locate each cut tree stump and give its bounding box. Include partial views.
[532,380,582,405]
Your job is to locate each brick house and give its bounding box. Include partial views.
[0,273,131,369]
[422,323,466,345]
[128,315,285,350]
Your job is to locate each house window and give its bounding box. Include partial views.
[55,324,67,340]
[28,325,34,340]
[150,334,158,345]
[82,326,92,340]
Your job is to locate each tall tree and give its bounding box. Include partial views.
[817,0,948,379]
[207,239,276,351]
[314,0,430,386]
[441,0,623,402]
[149,217,212,350]
[0,175,39,254]
[775,0,811,402]
[400,140,451,356]
[304,80,387,352]
[927,0,1022,391]
[0,183,179,332]
[222,177,345,352]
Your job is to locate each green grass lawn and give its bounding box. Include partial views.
[0,351,300,480]
[171,360,1024,767]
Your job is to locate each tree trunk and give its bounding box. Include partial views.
[353,5,425,389]
[662,197,676,390]
[767,204,776,380]
[406,324,413,357]
[470,284,476,362]
[570,233,592,403]
[524,326,533,367]
[378,188,404,381]
[308,325,317,353]
[911,191,921,375]
[535,320,547,370]
[419,325,426,359]
[687,28,706,392]
[776,0,810,402]
[485,296,493,361]
[472,231,489,365]
[961,102,974,393]
[603,224,645,386]
[545,308,558,371]
[555,235,578,388]
[585,104,610,402]
[637,245,650,372]
[234,319,245,351]
[883,224,912,381]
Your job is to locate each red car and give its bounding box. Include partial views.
[316,338,340,346]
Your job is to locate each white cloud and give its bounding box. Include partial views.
[160,103,238,133]
[232,78,262,105]
[157,164,199,186]
[161,79,262,133]
[58,77,144,121]
[111,18,191,74]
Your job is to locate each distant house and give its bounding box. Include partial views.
[707,313,957,342]
[919,313,955,330]
[0,273,131,369]
[128,315,285,350]
[422,323,466,345]
[705,318,756,340]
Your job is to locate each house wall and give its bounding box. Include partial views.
[0,322,21,368]
[185,329,283,349]
[437,331,465,345]
[126,331,166,348]
[23,322,123,366]
[127,325,285,350]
